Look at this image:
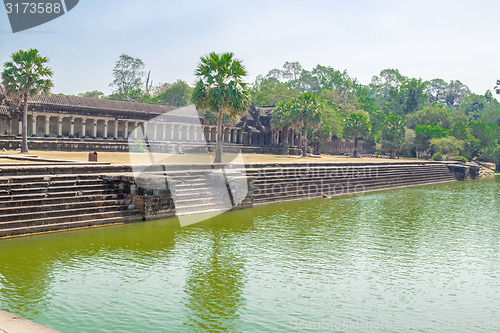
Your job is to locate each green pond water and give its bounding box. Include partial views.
[0,176,499,332]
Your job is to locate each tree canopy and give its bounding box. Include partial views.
[2,48,53,153]
[192,52,250,163]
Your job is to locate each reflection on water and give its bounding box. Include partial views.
[0,176,499,332]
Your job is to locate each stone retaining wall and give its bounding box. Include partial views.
[0,160,483,238]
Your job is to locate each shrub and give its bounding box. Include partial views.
[132,139,148,153]
[429,136,464,156]
[453,156,468,163]
[432,152,443,161]
[477,147,496,162]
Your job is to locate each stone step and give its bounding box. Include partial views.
[176,208,225,217]
[253,174,455,203]
[250,166,452,184]
[0,193,122,208]
[175,202,222,213]
[0,199,127,215]
[0,214,143,238]
[0,174,103,184]
[252,171,455,188]
[0,188,112,202]
[3,183,110,195]
[247,164,450,174]
[252,172,455,195]
[0,209,139,229]
[253,171,454,194]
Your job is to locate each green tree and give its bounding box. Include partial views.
[1,49,53,153]
[192,52,250,163]
[429,136,465,157]
[270,101,294,154]
[251,75,298,105]
[343,112,371,157]
[291,92,323,156]
[155,80,192,106]
[381,112,406,158]
[110,54,145,99]
[406,105,464,130]
[78,90,104,98]
[414,124,449,156]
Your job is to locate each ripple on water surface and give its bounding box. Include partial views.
[0,176,499,332]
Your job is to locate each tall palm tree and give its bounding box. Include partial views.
[2,49,53,153]
[271,101,294,155]
[192,52,250,163]
[292,92,322,156]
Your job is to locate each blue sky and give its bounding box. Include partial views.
[1,0,499,97]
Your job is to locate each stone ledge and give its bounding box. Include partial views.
[0,310,60,333]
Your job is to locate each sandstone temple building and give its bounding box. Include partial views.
[0,94,374,155]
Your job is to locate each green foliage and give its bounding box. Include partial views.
[406,105,458,129]
[319,100,344,139]
[110,54,145,99]
[429,136,465,157]
[291,92,323,155]
[2,48,53,153]
[370,69,427,116]
[2,48,53,101]
[477,146,497,162]
[271,101,293,129]
[381,113,405,157]
[414,124,449,152]
[495,149,500,172]
[453,156,468,163]
[469,121,499,148]
[252,75,298,105]
[78,90,104,98]
[132,139,148,153]
[432,152,443,161]
[154,80,192,106]
[426,79,470,109]
[343,112,371,139]
[460,92,500,121]
[192,52,250,163]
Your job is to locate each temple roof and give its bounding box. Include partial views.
[25,94,178,115]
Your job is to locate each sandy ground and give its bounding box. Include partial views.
[0,150,424,165]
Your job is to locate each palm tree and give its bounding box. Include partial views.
[292,92,322,156]
[2,49,53,153]
[343,112,371,157]
[271,101,294,155]
[192,52,250,163]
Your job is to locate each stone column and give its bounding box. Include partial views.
[57,116,63,137]
[92,119,98,138]
[44,116,50,137]
[6,115,12,135]
[166,124,173,140]
[124,122,129,139]
[104,120,109,139]
[162,124,168,141]
[152,123,158,141]
[19,117,23,136]
[191,125,197,142]
[82,118,87,138]
[31,115,36,136]
[133,122,138,140]
[70,117,75,137]
[114,120,119,139]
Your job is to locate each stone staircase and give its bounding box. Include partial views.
[169,170,232,217]
[244,162,457,205]
[0,173,142,238]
